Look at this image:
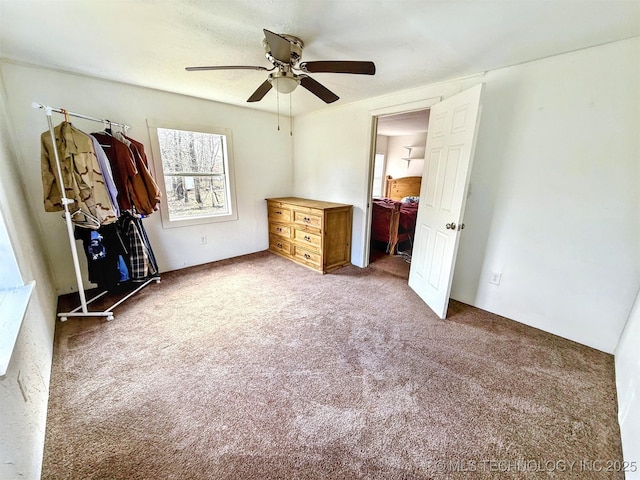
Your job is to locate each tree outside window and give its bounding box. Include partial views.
[148,121,237,228]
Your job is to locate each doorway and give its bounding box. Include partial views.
[365,84,484,319]
[367,109,430,279]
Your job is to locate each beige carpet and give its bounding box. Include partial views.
[43,251,623,479]
[368,249,411,279]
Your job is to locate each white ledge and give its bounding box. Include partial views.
[0,281,35,377]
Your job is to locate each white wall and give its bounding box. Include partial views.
[616,289,640,480]
[0,71,58,479]
[454,37,639,354]
[293,81,466,268]
[293,38,639,354]
[385,133,427,179]
[0,62,293,293]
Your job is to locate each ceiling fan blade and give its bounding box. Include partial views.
[263,29,292,63]
[299,75,339,104]
[299,61,376,75]
[186,65,271,72]
[247,80,273,102]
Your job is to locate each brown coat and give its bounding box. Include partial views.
[92,132,157,215]
[124,135,161,212]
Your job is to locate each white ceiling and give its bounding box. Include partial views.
[377,109,430,136]
[1,0,638,117]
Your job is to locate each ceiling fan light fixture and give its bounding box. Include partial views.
[186,28,375,104]
[274,76,299,93]
[268,72,300,94]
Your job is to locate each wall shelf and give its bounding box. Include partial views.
[401,146,425,166]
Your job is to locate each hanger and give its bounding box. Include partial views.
[103,119,113,135]
[68,208,101,229]
[96,120,113,147]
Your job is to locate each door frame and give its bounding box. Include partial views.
[363,97,442,267]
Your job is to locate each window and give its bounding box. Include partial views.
[0,207,35,376]
[147,120,237,228]
[371,153,386,198]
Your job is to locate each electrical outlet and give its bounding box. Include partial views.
[489,272,502,285]
[200,235,207,245]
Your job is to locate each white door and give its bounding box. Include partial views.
[408,84,484,318]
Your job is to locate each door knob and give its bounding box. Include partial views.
[446,223,457,230]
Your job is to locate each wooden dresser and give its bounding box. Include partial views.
[266,197,353,273]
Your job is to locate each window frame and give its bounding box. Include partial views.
[0,206,35,377]
[371,153,386,198]
[147,119,238,228]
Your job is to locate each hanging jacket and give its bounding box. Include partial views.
[92,132,157,215]
[116,211,158,280]
[41,122,117,226]
[123,134,162,212]
[75,222,128,292]
[89,135,120,217]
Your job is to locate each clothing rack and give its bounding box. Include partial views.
[33,101,160,321]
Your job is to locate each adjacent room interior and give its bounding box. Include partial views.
[0,1,638,478]
[368,109,430,278]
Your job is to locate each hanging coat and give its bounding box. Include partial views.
[41,122,117,226]
[123,134,162,212]
[75,222,129,292]
[92,132,157,215]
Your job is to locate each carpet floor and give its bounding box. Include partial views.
[42,251,623,479]
[368,248,411,279]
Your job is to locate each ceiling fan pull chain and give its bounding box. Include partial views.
[276,86,280,131]
[289,93,293,136]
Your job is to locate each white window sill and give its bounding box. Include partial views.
[0,281,35,377]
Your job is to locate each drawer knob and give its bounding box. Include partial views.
[304,253,311,259]
[304,235,311,241]
[276,227,282,232]
[276,211,282,215]
[277,243,282,248]
[304,217,310,222]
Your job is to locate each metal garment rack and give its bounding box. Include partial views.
[33,102,160,321]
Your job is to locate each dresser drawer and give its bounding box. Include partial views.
[293,228,321,253]
[268,205,292,223]
[269,235,291,255]
[266,197,352,274]
[293,246,321,267]
[269,222,291,238]
[293,209,322,229]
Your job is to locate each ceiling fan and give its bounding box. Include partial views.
[185,29,376,104]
